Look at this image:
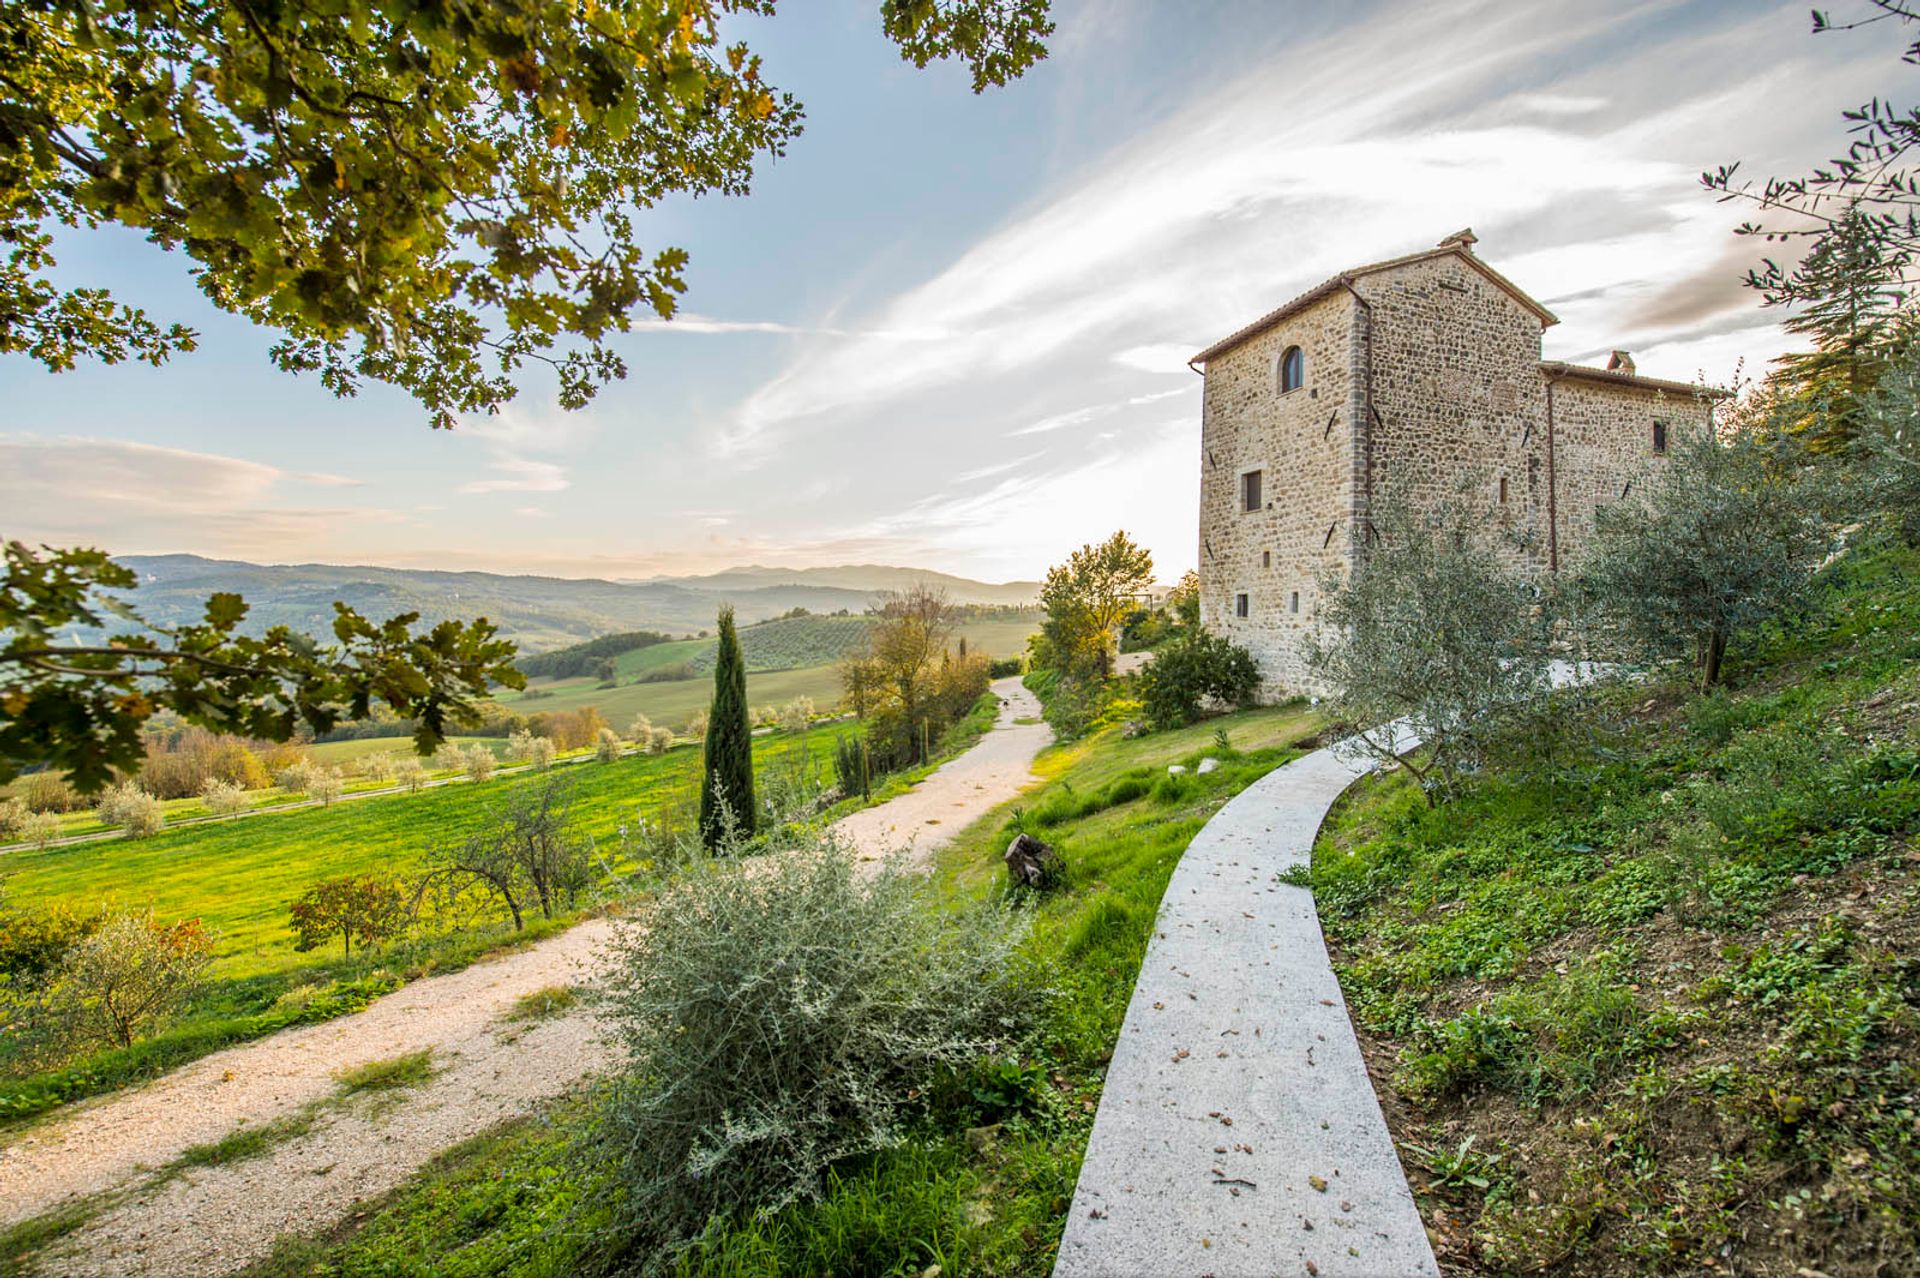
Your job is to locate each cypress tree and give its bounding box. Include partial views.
[699,605,755,850]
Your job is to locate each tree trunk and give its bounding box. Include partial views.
[1700,628,1728,689]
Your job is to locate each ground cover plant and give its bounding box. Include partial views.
[1303,541,1920,1276]
[0,729,836,1124]
[219,703,1321,1278]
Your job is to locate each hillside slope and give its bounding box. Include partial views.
[1307,543,1920,1277]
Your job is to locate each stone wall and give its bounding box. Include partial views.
[1548,375,1717,569]
[1197,247,1720,701]
[1197,288,1356,696]
[1354,252,1552,574]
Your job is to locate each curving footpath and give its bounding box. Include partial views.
[0,678,1053,1277]
[1054,737,1439,1278]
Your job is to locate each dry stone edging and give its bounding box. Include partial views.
[1054,734,1439,1278]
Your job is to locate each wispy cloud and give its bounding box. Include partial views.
[0,435,401,554]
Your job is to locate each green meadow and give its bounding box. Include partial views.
[502,615,1039,730]
[3,731,836,984]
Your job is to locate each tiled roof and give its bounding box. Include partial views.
[1189,242,1560,366]
[1540,361,1732,399]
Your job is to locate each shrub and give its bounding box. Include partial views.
[0,796,26,838]
[591,837,1041,1268]
[529,736,559,769]
[289,875,410,957]
[596,728,622,762]
[95,781,165,838]
[46,910,214,1049]
[685,710,709,741]
[19,771,79,813]
[1136,632,1260,729]
[201,777,249,817]
[987,655,1024,678]
[834,733,872,801]
[647,727,675,755]
[627,712,654,741]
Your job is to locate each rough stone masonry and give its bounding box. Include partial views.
[1192,229,1722,697]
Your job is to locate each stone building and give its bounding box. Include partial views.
[1192,230,1722,695]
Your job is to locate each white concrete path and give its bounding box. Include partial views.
[1054,739,1438,1278]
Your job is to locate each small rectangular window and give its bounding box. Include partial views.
[1652,420,1669,455]
[1234,592,1250,619]
[1498,476,1509,504]
[1241,469,1263,512]
[1261,549,1271,569]
[1289,591,1300,614]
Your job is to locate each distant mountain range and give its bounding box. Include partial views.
[112,555,1041,653]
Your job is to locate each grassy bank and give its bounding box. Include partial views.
[230,702,1320,1277]
[0,729,836,1125]
[1305,543,1920,1276]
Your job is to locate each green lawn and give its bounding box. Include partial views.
[4,731,831,982]
[227,701,1322,1278]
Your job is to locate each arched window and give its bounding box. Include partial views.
[1279,345,1304,394]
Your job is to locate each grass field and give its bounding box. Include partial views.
[305,736,509,766]
[225,701,1323,1277]
[3,731,834,983]
[504,616,1040,731]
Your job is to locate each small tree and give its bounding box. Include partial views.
[1166,569,1202,629]
[1578,424,1833,688]
[49,911,214,1049]
[838,644,885,719]
[777,697,814,734]
[423,776,596,927]
[529,736,559,769]
[1038,531,1155,679]
[627,713,654,742]
[1307,490,1550,803]
[276,760,320,795]
[96,781,165,838]
[506,727,541,763]
[1137,633,1260,730]
[17,811,62,848]
[201,777,249,818]
[0,796,28,839]
[1858,328,1920,542]
[647,727,675,755]
[463,744,496,783]
[596,728,623,762]
[685,710,709,741]
[700,607,755,850]
[392,755,428,793]
[288,875,410,957]
[309,768,345,807]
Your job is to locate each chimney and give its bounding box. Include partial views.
[1606,350,1636,375]
[1438,228,1478,250]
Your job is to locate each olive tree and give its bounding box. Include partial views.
[1577,425,1835,688]
[1306,490,1549,803]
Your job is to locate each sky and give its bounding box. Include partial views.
[0,0,1903,584]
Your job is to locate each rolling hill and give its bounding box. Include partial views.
[109,555,1041,653]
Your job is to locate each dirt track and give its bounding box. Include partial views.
[1,677,1052,1275]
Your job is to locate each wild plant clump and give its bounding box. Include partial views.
[95,781,165,838]
[590,836,1043,1268]
[646,726,675,755]
[308,767,345,806]
[595,728,621,762]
